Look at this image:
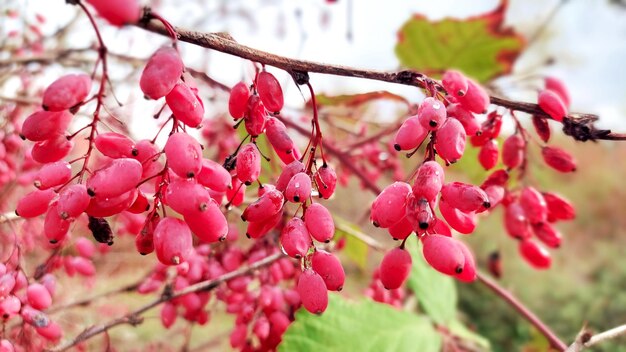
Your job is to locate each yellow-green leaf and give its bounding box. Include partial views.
[395,1,525,82]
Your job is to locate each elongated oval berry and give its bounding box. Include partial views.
[265,116,295,155]
[305,203,335,242]
[140,46,183,99]
[388,216,413,240]
[34,161,71,190]
[504,202,531,239]
[393,116,428,151]
[197,159,231,192]
[442,70,469,97]
[95,132,136,159]
[132,139,162,178]
[545,76,571,107]
[280,218,310,258]
[242,188,284,222]
[519,239,551,269]
[543,192,576,221]
[245,98,267,137]
[481,185,505,211]
[441,182,490,212]
[75,237,96,259]
[257,71,284,112]
[246,209,283,239]
[277,160,305,192]
[538,90,567,122]
[16,189,56,218]
[184,200,228,243]
[422,234,465,276]
[228,82,250,119]
[446,104,480,136]
[127,191,150,214]
[311,250,345,291]
[379,247,412,290]
[153,217,193,265]
[532,222,562,248]
[532,115,551,143]
[0,339,15,352]
[42,74,91,111]
[165,179,211,216]
[457,79,490,114]
[519,186,547,224]
[478,139,499,170]
[236,143,261,185]
[405,194,434,232]
[35,321,62,341]
[439,198,476,234]
[44,203,71,243]
[86,0,140,26]
[285,172,312,203]
[21,111,72,141]
[418,97,446,130]
[371,182,411,228]
[166,81,204,128]
[314,164,337,199]
[412,161,444,201]
[31,134,73,163]
[87,158,142,198]
[454,241,476,282]
[541,146,576,172]
[502,134,525,170]
[436,117,466,163]
[57,184,90,219]
[85,189,138,217]
[297,269,328,314]
[164,133,203,178]
[0,274,16,298]
[26,283,52,310]
[160,302,177,329]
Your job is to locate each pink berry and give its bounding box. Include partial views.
[164,132,203,178]
[256,71,284,112]
[541,146,576,172]
[297,269,328,314]
[519,239,551,269]
[422,234,465,276]
[311,250,345,291]
[42,73,91,111]
[304,203,335,243]
[379,247,412,290]
[538,90,567,122]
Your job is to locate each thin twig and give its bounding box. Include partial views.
[566,324,626,352]
[477,273,567,351]
[47,252,283,352]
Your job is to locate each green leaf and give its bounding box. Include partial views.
[407,240,458,325]
[395,1,525,82]
[279,294,442,352]
[448,320,492,350]
[334,217,369,270]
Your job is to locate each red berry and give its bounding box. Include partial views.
[16,189,56,218]
[314,164,337,199]
[532,115,551,143]
[442,70,469,97]
[42,73,91,111]
[438,198,477,234]
[311,250,345,291]
[538,90,567,122]
[422,234,465,276]
[228,82,250,119]
[21,110,72,141]
[140,46,184,99]
[435,117,466,163]
[297,269,328,314]
[457,79,490,114]
[304,203,335,243]
[236,143,261,185]
[370,182,411,228]
[95,132,137,159]
[153,217,193,265]
[478,139,499,170]
[412,161,444,201]
[256,71,284,112]
[418,97,447,131]
[280,218,311,258]
[164,133,203,178]
[519,186,547,224]
[285,172,312,203]
[166,81,204,128]
[541,146,576,172]
[393,116,428,151]
[379,247,412,290]
[544,76,571,108]
[441,182,490,212]
[502,134,525,169]
[86,158,143,198]
[519,239,551,269]
[86,0,140,26]
[543,192,576,221]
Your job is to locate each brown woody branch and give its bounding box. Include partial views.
[566,324,626,352]
[48,252,283,352]
[135,11,625,143]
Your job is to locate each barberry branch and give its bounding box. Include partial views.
[135,12,625,142]
[565,324,626,352]
[47,252,283,352]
